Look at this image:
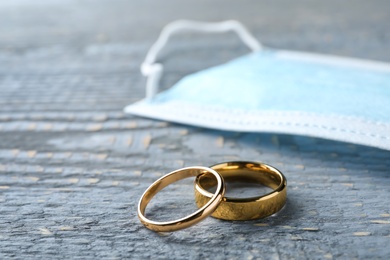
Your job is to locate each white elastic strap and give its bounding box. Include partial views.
[141,20,262,99]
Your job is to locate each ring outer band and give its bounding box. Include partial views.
[138,166,225,232]
[194,161,287,221]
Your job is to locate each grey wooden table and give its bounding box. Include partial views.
[0,0,389,259]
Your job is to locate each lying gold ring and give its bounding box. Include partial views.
[138,166,225,232]
[194,161,287,221]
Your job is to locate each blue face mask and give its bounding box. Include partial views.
[124,20,390,151]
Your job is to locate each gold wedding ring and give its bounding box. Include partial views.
[194,161,287,220]
[138,166,225,232]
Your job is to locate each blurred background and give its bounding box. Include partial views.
[2,0,389,58]
[2,0,389,105]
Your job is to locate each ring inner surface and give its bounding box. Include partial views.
[140,168,216,215]
[197,162,282,201]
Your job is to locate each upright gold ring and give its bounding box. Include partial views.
[138,166,225,232]
[194,161,287,220]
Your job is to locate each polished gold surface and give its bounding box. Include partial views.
[138,166,225,232]
[194,161,287,221]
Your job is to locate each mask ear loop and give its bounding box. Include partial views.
[140,20,262,99]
